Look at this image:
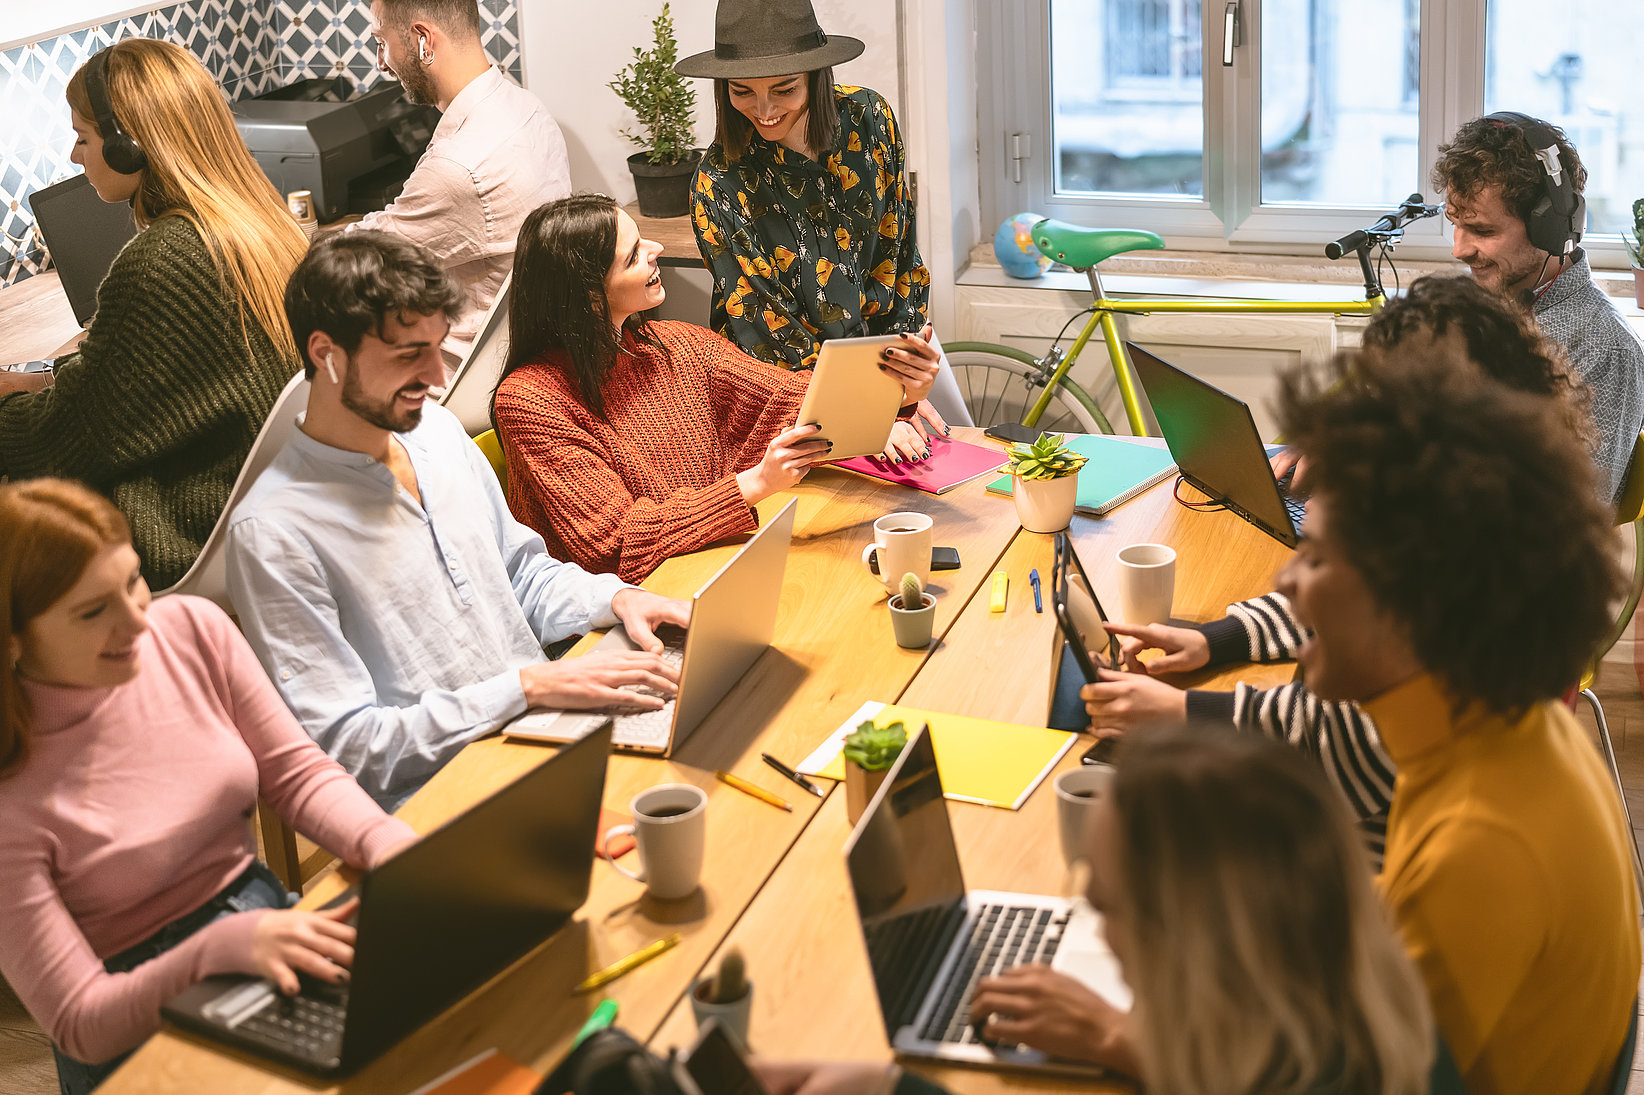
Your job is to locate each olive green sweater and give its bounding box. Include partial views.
[0,216,298,588]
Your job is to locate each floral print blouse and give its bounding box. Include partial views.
[690,85,931,370]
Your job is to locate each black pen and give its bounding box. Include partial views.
[761,752,825,797]
[1029,568,1043,613]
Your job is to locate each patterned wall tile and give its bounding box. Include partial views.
[0,0,524,285]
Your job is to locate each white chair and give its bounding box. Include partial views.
[440,273,512,436]
[154,371,310,609]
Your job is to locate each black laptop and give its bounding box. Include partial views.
[1127,343,1305,547]
[162,721,612,1076]
[29,173,137,327]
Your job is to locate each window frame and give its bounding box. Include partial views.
[979,0,1631,267]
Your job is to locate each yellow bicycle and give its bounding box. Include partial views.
[946,194,1442,435]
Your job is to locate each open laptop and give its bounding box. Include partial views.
[844,726,1130,1076]
[30,173,138,326]
[1127,342,1304,547]
[162,721,612,1077]
[504,498,796,756]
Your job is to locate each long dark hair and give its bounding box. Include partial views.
[493,194,660,424]
[711,69,839,162]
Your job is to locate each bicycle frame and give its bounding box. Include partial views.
[1024,263,1386,435]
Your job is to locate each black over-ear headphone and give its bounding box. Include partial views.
[1482,111,1584,257]
[83,47,147,177]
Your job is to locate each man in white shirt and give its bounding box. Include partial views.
[227,232,688,808]
[354,0,571,361]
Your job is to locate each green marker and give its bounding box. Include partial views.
[573,999,619,1047]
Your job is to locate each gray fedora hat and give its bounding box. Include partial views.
[674,0,864,79]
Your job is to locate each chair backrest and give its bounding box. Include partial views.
[1616,432,1644,527]
[440,273,512,436]
[155,371,310,609]
[474,429,506,489]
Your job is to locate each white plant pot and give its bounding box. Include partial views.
[1013,472,1079,533]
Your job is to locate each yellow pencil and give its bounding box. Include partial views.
[714,769,793,812]
[574,933,681,994]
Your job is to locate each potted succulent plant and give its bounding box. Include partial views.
[690,946,753,1044]
[1005,433,1089,533]
[843,718,908,825]
[888,571,936,649]
[609,3,701,218]
[1624,198,1644,310]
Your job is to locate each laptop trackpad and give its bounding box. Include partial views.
[1049,901,1132,1012]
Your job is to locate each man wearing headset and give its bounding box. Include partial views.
[1434,113,1644,501]
[356,0,569,364]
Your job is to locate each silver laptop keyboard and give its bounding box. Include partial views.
[597,643,684,750]
[922,904,1070,1046]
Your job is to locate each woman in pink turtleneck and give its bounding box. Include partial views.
[0,480,415,1093]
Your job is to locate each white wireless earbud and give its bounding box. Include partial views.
[418,36,431,64]
[324,353,339,385]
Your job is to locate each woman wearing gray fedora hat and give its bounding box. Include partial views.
[677,0,970,465]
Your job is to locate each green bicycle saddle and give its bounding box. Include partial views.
[1031,219,1166,270]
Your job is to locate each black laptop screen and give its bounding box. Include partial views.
[1127,343,1298,544]
[30,173,137,327]
[845,726,968,1037]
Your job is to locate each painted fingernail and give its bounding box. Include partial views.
[922,450,930,459]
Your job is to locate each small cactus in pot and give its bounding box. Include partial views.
[887,571,936,649]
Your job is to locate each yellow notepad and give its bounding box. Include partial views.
[799,701,1075,810]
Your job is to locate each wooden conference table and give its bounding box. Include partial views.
[103,432,1294,1095]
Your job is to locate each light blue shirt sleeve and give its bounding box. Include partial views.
[462,417,630,639]
[226,516,530,808]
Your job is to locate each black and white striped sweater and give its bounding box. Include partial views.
[1186,592,1397,867]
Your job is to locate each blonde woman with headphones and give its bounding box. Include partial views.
[0,38,307,588]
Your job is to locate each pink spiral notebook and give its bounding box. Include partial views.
[833,436,1008,495]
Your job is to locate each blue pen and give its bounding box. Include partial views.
[1029,568,1042,613]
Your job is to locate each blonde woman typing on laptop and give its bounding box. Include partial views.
[490,194,940,583]
[0,479,415,1095]
[756,728,1441,1095]
[0,40,305,590]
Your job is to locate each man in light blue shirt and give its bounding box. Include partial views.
[228,231,688,808]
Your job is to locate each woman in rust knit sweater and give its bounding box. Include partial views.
[491,194,940,582]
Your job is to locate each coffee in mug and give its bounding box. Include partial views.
[861,511,933,592]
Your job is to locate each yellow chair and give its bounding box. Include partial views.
[474,429,506,490]
[1579,431,1644,893]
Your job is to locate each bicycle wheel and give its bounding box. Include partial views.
[944,343,1111,434]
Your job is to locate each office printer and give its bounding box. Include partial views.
[232,78,439,222]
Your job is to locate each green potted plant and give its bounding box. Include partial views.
[843,717,908,824]
[1624,198,1644,310]
[888,571,936,649]
[609,3,701,217]
[1004,433,1089,533]
[690,946,752,1044]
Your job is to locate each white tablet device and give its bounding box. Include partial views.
[793,334,906,460]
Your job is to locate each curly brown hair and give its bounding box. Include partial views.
[1362,274,1594,450]
[1432,114,1586,226]
[1278,347,1619,714]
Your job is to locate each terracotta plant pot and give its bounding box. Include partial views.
[1633,266,1644,310]
[628,150,703,218]
[1013,472,1080,533]
[888,591,936,648]
[845,763,891,826]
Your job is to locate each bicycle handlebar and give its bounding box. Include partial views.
[1324,193,1444,260]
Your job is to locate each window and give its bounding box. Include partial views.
[1484,0,1644,236]
[982,0,1637,259]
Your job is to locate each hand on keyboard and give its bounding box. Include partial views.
[520,649,680,712]
[249,900,359,995]
[969,964,1132,1068]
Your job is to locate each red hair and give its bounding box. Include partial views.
[0,480,130,777]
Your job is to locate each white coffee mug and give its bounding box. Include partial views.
[861,511,933,592]
[1055,764,1114,867]
[1117,543,1176,625]
[601,783,707,901]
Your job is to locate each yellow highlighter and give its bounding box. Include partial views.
[990,570,1009,613]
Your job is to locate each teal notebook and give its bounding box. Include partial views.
[986,434,1177,515]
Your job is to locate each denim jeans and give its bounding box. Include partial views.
[52,860,295,1095]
